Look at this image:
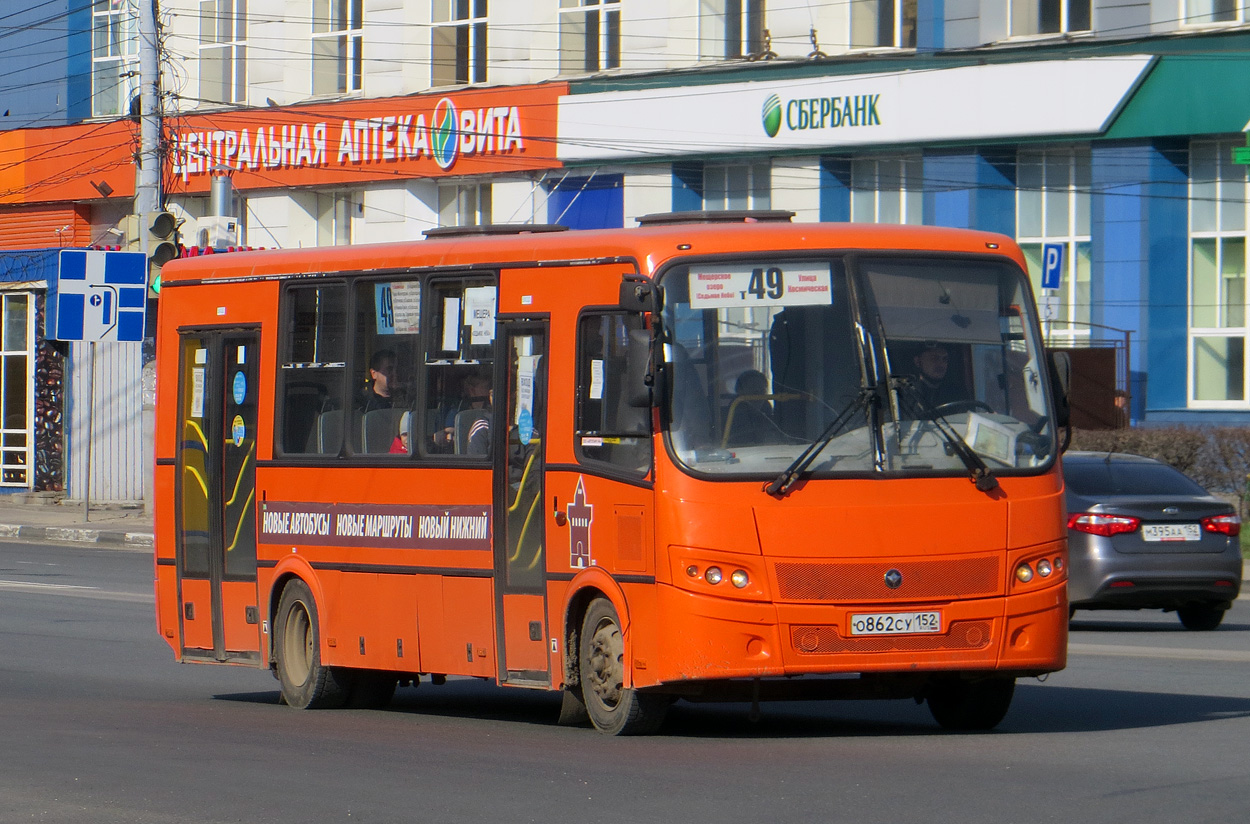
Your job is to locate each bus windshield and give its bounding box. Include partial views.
[662,255,1055,479]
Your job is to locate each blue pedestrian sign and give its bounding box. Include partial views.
[48,250,148,342]
[1041,243,1064,291]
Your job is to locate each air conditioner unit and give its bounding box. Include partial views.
[197,215,239,250]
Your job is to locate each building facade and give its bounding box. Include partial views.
[2,1,1250,498]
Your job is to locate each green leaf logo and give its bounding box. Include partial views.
[433,98,459,170]
[762,94,782,138]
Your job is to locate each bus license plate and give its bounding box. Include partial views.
[1142,523,1201,542]
[849,611,942,636]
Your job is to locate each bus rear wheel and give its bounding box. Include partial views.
[579,598,667,735]
[274,579,353,709]
[925,676,1015,731]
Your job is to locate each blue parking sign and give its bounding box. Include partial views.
[1041,243,1064,291]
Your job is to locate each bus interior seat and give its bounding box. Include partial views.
[305,408,345,454]
[453,408,491,454]
[362,408,405,453]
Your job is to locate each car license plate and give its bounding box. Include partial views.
[849,611,942,636]
[1141,523,1201,542]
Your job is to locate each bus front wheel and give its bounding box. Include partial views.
[579,598,667,735]
[925,676,1015,731]
[274,579,353,709]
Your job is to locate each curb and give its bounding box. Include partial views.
[0,523,153,548]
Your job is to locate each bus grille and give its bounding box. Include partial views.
[790,621,993,654]
[774,557,1000,603]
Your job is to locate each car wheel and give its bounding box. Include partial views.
[274,579,354,708]
[579,598,668,735]
[1177,603,1225,631]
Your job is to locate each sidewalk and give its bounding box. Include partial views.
[0,496,153,549]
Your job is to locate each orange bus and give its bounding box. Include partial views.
[153,211,1070,735]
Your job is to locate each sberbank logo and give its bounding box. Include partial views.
[761,92,883,137]
[432,97,459,170]
[761,94,782,138]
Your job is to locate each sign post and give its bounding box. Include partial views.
[49,250,149,521]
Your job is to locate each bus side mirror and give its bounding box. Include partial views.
[1048,350,1071,429]
[620,277,661,314]
[625,328,653,410]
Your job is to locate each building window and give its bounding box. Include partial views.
[850,0,917,49]
[91,0,139,117]
[850,155,923,225]
[312,0,362,95]
[0,294,33,488]
[1010,0,1092,36]
[200,0,247,104]
[1017,146,1092,345]
[704,163,770,210]
[1184,0,1243,24]
[1190,139,1248,405]
[317,192,358,245]
[559,0,620,74]
[432,0,487,86]
[439,182,491,226]
[699,0,765,59]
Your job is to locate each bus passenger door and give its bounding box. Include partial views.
[175,329,262,664]
[493,321,551,685]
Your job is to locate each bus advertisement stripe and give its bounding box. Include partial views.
[258,500,492,551]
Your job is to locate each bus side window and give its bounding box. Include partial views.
[421,277,496,459]
[351,279,423,455]
[574,312,652,475]
[278,283,348,456]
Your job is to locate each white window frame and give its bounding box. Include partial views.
[438,182,492,227]
[91,0,139,118]
[199,0,247,105]
[1016,145,1093,346]
[432,0,488,86]
[850,155,923,225]
[1182,0,1245,25]
[698,0,765,59]
[1008,0,1092,36]
[703,163,771,211]
[849,0,917,49]
[0,293,35,489]
[558,0,620,75]
[312,0,362,96]
[317,191,359,246]
[1188,138,1249,408]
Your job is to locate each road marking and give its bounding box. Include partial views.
[1069,642,1250,663]
[0,578,151,603]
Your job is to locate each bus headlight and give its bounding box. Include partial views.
[1015,563,1034,583]
[1037,559,1053,577]
[730,570,749,588]
[705,566,723,585]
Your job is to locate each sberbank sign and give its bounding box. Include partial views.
[762,92,881,138]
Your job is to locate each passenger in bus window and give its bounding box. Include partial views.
[435,371,491,451]
[389,411,411,454]
[360,349,396,412]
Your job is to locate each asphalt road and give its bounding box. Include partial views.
[1,541,1248,824]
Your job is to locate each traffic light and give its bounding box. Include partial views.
[142,211,179,295]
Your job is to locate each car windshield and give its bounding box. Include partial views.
[661,255,1056,479]
[1064,459,1209,497]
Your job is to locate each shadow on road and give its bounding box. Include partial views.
[210,677,1250,738]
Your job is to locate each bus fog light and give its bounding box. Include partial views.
[705,566,723,585]
[685,565,700,578]
[1037,559,1052,577]
[1015,563,1034,583]
[730,570,749,588]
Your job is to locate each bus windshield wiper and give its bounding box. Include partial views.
[892,377,999,493]
[765,388,874,498]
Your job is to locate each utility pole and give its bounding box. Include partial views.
[136,0,161,220]
[136,0,162,519]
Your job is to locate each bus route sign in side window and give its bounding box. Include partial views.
[688,263,832,309]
